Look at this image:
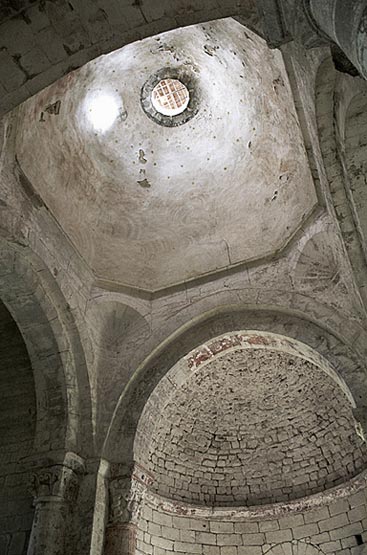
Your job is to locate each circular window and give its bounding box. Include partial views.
[141,68,199,127]
[151,79,189,116]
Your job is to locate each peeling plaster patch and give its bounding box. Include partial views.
[139,149,147,164]
[203,44,217,57]
[137,178,151,188]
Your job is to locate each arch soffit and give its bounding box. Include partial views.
[314,55,367,309]
[0,238,93,457]
[103,306,367,463]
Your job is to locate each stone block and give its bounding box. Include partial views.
[216,534,242,546]
[312,532,331,544]
[341,537,358,549]
[293,523,319,539]
[238,547,262,555]
[175,541,202,553]
[162,525,181,541]
[203,546,220,555]
[210,522,234,534]
[259,520,279,532]
[138,540,152,555]
[36,27,67,65]
[278,514,304,529]
[330,523,363,541]
[321,540,342,553]
[234,523,259,534]
[0,51,26,93]
[242,533,265,546]
[348,506,366,524]
[351,547,366,555]
[148,522,161,536]
[172,516,191,529]
[319,513,349,533]
[0,19,36,55]
[349,492,366,509]
[196,532,216,545]
[191,519,210,532]
[152,510,173,527]
[21,45,51,76]
[220,547,238,555]
[180,530,196,543]
[27,5,50,32]
[151,536,173,550]
[304,507,330,524]
[265,529,292,544]
[330,499,349,516]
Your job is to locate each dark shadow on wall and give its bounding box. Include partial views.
[0,300,36,555]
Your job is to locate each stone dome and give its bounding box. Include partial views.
[136,333,366,506]
[15,18,317,291]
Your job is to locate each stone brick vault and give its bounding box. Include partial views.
[1,2,367,555]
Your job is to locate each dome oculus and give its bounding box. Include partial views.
[151,79,189,116]
[141,68,199,127]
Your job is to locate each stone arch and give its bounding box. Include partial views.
[103,306,367,466]
[315,55,367,308]
[0,238,93,456]
[345,90,367,265]
[263,541,325,555]
[134,330,365,506]
[0,1,261,116]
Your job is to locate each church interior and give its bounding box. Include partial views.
[1,1,367,554]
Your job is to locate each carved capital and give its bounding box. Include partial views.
[29,458,83,505]
[108,463,154,525]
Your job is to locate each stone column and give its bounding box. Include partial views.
[27,453,84,555]
[306,0,367,78]
[104,463,153,555]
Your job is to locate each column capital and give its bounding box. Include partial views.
[108,462,154,526]
[27,451,85,504]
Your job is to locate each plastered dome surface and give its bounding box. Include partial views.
[15,18,317,291]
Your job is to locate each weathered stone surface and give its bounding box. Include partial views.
[137,336,366,506]
[135,490,367,555]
